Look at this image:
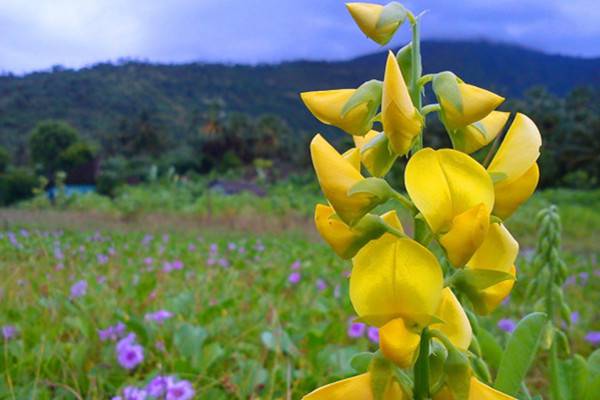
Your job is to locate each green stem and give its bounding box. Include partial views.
[408,12,423,155]
[393,191,417,214]
[383,223,407,239]
[414,327,431,400]
[421,104,440,116]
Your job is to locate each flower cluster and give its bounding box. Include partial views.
[116,333,145,370]
[300,2,542,399]
[112,375,195,400]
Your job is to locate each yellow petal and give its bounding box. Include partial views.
[346,3,401,45]
[439,203,490,267]
[466,223,518,315]
[353,130,379,149]
[350,235,443,327]
[433,377,515,400]
[488,113,542,185]
[301,89,371,135]
[467,223,518,273]
[469,376,516,400]
[382,52,423,155]
[441,83,504,129]
[311,134,377,225]
[303,372,405,400]
[314,205,399,259]
[453,111,510,154]
[379,318,421,368]
[493,163,539,219]
[342,148,362,172]
[405,148,494,234]
[430,288,472,351]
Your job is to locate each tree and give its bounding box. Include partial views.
[29,120,79,176]
[0,146,10,173]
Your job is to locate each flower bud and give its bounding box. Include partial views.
[346,2,407,45]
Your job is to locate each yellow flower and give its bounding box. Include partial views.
[350,231,443,327]
[465,223,519,315]
[452,111,510,154]
[314,205,402,259]
[380,287,471,368]
[430,287,472,351]
[487,113,542,219]
[382,51,423,155]
[301,89,373,136]
[434,72,504,129]
[311,134,386,226]
[303,372,405,400]
[346,3,404,45]
[353,130,398,177]
[405,148,494,267]
[433,376,516,400]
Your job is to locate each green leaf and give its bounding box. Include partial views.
[369,355,393,400]
[432,71,462,112]
[477,327,503,370]
[444,349,471,400]
[395,44,413,86]
[377,2,407,29]
[260,328,299,358]
[350,352,375,373]
[494,312,547,395]
[588,349,600,377]
[174,323,208,360]
[568,355,589,400]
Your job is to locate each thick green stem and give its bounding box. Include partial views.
[414,327,431,400]
[421,104,440,116]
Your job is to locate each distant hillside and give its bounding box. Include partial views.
[1,40,598,151]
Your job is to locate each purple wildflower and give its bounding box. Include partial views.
[334,284,341,298]
[97,275,107,284]
[122,386,147,400]
[347,321,366,338]
[166,377,195,400]
[290,260,301,270]
[218,258,229,268]
[172,260,184,270]
[70,280,87,299]
[254,241,265,252]
[316,279,327,291]
[162,234,170,243]
[145,310,173,324]
[288,272,301,284]
[367,327,379,343]
[143,256,153,265]
[497,318,517,333]
[97,253,109,264]
[98,322,126,342]
[209,243,218,254]
[564,276,576,287]
[117,342,144,370]
[238,246,246,254]
[2,325,18,340]
[584,331,600,346]
[227,242,237,251]
[54,247,64,260]
[146,375,168,397]
[142,234,153,246]
[570,311,580,325]
[187,243,196,252]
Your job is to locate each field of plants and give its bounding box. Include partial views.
[0,186,599,399]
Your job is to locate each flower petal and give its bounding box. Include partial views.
[467,223,518,273]
[350,236,443,327]
[453,111,510,154]
[493,163,539,219]
[440,83,504,129]
[303,372,405,400]
[430,288,472,351]
[346,3,401,45]
[488,113,542,185]
[301,90,371,135]
[439,203,490,267]
[379,318,421,368]
[405,148,494,234]
[382,52,423,155]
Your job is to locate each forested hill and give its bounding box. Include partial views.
[1,39,598,150]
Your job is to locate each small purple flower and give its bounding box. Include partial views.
[209,243,218,254]
[54,247,64,260]
[108,247,116,256]
[145,310,173,324]
[187,243,196,252]
[584,331,600,346]
[97,253,109,264]
[117,342,144,370]
[171,260,184,270]
[144,257,153,266]
[122,386,147,400]
[288,272,301,284]
[254,242,265,252]
[564,276,576,287]
[227,242,237,251]
[162,234,170,243]
[142,234,153,246]
[316,279,327,292]
[579,272,589,285]
[166,377,195,400]
[570,311,580,325]
[2,325,18,340]
[290,260,301,270]
[98,322,125,341]
[347,321,366,338]
[146,375,168,397]
[497,318,517,333]
[238,246,246,254]
[218,258,229,268]
[367,327,379,343]
[334,284,341,299]
[70,280,87,299]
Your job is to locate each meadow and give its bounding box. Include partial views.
[1,184,599,399]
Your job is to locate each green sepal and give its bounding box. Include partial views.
[395,43,413,86]
[360,131,398,177]
[351,351,376,373]
[555,328,571,356]
[471,356,492,384]
[489,171,508,183]
[377,2,408,29]
[369,353,394,400]
[348,177,395,200]
[444,348,471,400]
[328,213,389,259]
[429,339,449,391]
[451,269,515,291]
[540,321,554,351]
[432,71,463,113]
[476,327,503,370]
[341,80,383,132]
[392,367,414,399]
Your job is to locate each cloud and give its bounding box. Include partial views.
[0,0,598,74]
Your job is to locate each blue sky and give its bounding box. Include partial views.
[1,0,599,73]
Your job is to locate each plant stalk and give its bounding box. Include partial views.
[414,327,431,400]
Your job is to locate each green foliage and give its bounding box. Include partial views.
[58,141,95,171]
[0,146,10,173]
[29,120,80,175]
[0,167,37,205]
